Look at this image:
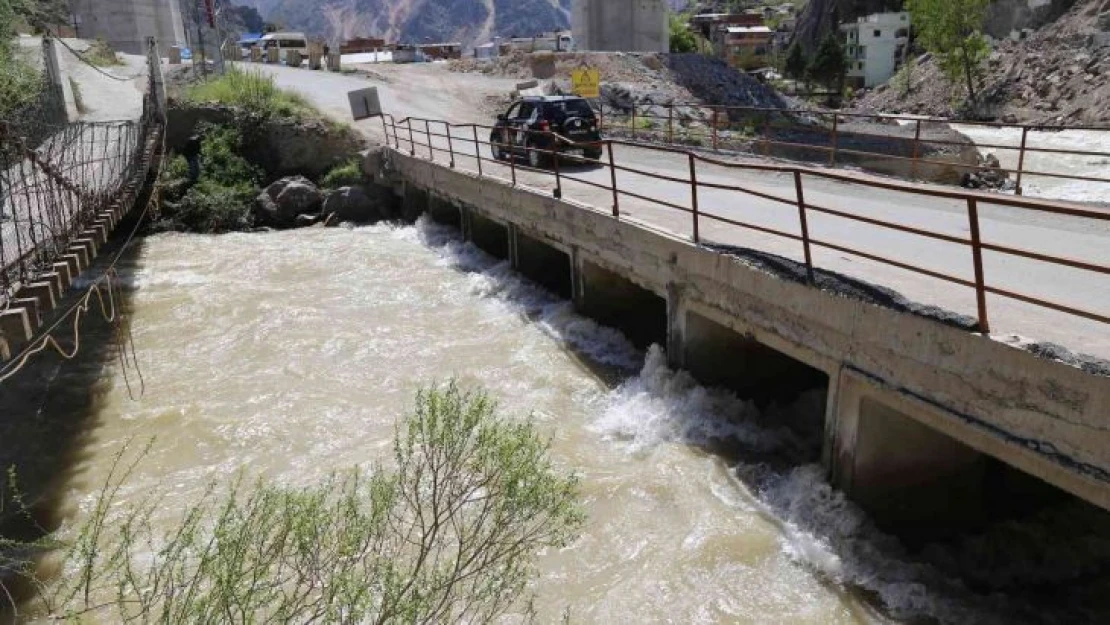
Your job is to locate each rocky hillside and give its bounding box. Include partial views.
[244,0,572,45]
[852,0,1110,124]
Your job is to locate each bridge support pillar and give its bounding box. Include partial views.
[0,308,33,360]
[63,252,87,279]
[21,283,56,315]
[52,262,73,291]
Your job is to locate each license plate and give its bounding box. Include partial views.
[568,149,584,157]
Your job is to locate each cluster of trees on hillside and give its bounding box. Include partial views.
[781,0,991,106]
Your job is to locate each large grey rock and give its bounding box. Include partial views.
[255,176,323,228]
[322,185,381,223]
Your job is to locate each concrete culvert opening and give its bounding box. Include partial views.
[468,212,509,260]
[576,259,667,349]
[514,231,572,299]
[847,396,1110,546]
[427,195,461,228]
[684,310,829,407]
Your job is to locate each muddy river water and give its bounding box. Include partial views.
[3,218,1108,624]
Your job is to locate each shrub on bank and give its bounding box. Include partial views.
[321,158,364,189]
[156,123,263,233]
[2,384,584,622]
[185,67,316,120]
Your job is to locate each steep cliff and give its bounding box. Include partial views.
[247,0,573,45]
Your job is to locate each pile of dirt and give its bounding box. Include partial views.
[852,0,1110,124]
[451,51,790,113]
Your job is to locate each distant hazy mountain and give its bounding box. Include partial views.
[245,0,575,46]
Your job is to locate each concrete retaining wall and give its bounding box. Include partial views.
[378,148,1110,522]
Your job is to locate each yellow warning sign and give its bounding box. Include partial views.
[571,67,601,99]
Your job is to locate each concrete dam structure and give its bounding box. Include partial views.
[68,0,185,55]
[572,0,669,53]
[366,146,1110,535]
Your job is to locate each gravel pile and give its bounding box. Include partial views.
[852,0,1110,124]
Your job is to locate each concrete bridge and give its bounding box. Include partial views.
[366,138,1110,535]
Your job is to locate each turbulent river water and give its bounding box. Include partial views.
[4,218,1109,624]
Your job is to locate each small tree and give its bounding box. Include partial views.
[5,383,585,622]
[806,32,847,93]
[669,13,697,53]
[906,0,990,106]
[783,44,808,89]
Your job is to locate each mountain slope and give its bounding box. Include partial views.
[251,0,573,46]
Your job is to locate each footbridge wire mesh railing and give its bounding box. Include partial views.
[381,114,1110,335]
[0,38,165,311]
[595,102,1110,198]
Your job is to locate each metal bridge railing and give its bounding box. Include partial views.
[596,102,1110,198]
[381,114,1110,336]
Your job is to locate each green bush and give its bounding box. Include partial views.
[0,47,44,117]
[4,383,584,622]
[185,67,317,119]
[81,39,122,67]
[195,122,263,187]
[321,158,363,188]
[170,181,256,233]
[156,124,262,233]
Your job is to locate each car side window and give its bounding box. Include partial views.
[517,103,535,120]
[505,103,521,120]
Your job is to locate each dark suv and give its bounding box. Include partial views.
[490,96,603,167]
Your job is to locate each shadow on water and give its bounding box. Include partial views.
[0,235,146,620]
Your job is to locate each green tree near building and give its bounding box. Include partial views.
[669,13,697,53]
[783,43,808,90]
[906,0,990,106]
[806,32,847,103]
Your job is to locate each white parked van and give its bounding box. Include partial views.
[259,32,309,63]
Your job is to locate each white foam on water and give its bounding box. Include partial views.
[415,216,643,371]
[408,216,1109,625]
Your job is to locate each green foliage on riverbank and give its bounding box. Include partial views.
[2,383,583,623]
[185,67,316,120]
[321,158,364,189]
[156,123,263,233]
[0,1,44,116]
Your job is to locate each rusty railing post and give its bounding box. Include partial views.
[598,102,605,133]
[509,131,517,186]
[473,125,483,177]
[607,141,619,218]
[407,118,415,156]
[425,119,434,160]
[761,114,772,156]
[381,115,390,148]
[552,132,562,199]
[911,119,922,181]
[829,113,839,167]
[668,105,674,145]
[966,197,991,333]
[793,170,815,284]
[689,153,700,244]
[1015,126,1029,196]
[446,123,455,168]
[711,107,719,151]
[631,105,637,141]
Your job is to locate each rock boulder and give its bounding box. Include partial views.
[322,185,386,223]
[255,176,323,228]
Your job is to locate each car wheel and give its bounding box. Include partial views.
[489,132,504,160]
[526,139,546,169]
[585,148,603,161]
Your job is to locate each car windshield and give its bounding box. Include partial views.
[545,100,594,119]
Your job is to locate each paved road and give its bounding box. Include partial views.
[255,64,1110,361]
